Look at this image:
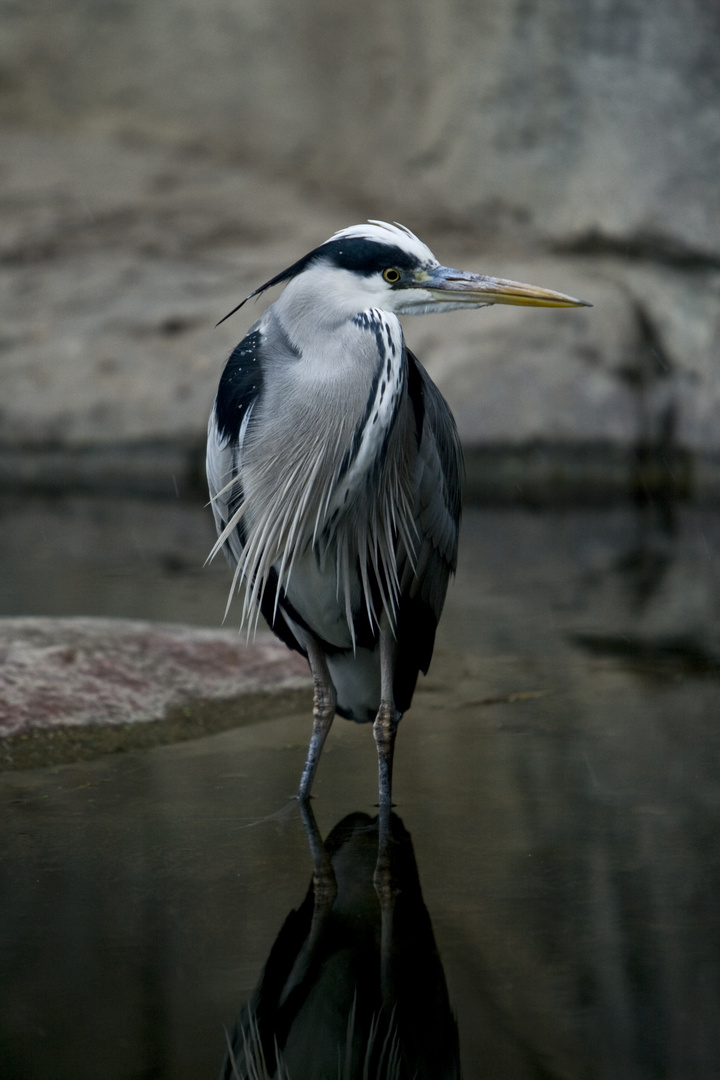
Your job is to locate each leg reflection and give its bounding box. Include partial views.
[220,807,461,1079]
[374,800,400,1008]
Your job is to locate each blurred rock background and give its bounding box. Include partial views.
[0,0,719,499]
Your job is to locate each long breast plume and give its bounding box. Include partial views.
[210,315,418,644]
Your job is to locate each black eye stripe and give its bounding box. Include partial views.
[321,239,420,277]
[226,237,424,321]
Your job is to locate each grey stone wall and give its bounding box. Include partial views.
[0,0,719,496]
[2,0,718,257]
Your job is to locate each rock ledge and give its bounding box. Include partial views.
[0,617,312,768]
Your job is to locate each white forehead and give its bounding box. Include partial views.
[326,220,438,266]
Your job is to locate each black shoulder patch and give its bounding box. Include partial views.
[215,329,264,444]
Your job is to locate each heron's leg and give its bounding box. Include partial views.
[373,626,401,809]
[297,638,336,801]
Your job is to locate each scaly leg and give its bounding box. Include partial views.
[297,638,336,801]
[372,626,401,809]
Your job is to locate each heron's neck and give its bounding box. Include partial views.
[272,266,394,354]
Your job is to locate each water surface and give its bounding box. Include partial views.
[1,495,718,1078]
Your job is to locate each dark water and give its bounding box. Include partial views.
[1,495,719,1079]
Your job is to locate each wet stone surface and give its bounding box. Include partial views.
[0,494,719,1078]
[0,617,310,767]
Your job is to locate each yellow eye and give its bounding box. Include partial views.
[382,268,401,284]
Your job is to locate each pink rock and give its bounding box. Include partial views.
[0,617,311,738]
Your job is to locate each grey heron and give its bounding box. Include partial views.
[206,221,589,806]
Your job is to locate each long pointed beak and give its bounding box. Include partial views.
[417,266,591,308]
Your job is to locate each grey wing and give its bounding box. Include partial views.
[393,349,462,712]
[206,328,265,568]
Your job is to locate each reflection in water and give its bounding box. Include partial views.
[612,500,676,613]
[565,499,720,674]
[221,808,460,1080]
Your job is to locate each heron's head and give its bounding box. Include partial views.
[218,220,590,327]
